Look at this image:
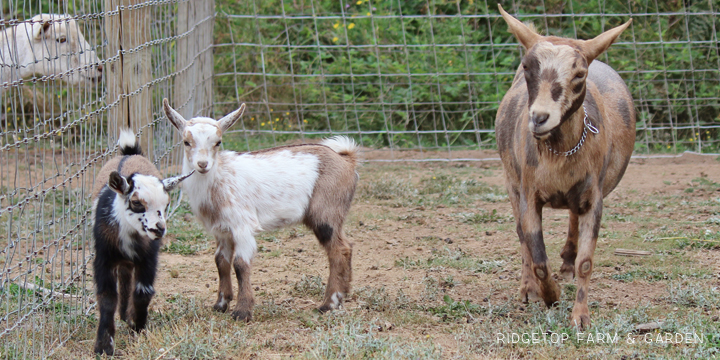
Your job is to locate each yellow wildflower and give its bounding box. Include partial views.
[333,23,340,29]
[356,0,362,4]
[348,23,355,29]
[275,118,279,122]
[286,112,290,115]
[366,12,371,16]
[333,37,339,42]
[303,119,308,123]
[261,122,265,126]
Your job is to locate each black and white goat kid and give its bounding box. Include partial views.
[91,130,193,355]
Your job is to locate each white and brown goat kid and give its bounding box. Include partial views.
[162,99,359,321]
[495,5,635,329]
[92,130,192,355]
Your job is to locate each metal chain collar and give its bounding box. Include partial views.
[546,105,599,157]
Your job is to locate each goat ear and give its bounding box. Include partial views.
[218,103,246,133]
[33,19,52,40]
[108,171,132,196]
[580,19,632,63]
[498,4,541,50]
[161,170,195,192]
[162,98,187,131]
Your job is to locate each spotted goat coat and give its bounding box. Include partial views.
[495,5,635,329]
[163,99,359,322]
[91,130,192,355]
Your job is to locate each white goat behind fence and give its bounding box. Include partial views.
[0,14,102,90]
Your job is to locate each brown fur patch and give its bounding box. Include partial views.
[92,156,162,200]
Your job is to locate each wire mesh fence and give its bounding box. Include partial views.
[213,0,720,160]
[0,0,718,357]
[0,0,211,357]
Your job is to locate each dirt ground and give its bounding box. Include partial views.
[54,150,720,359]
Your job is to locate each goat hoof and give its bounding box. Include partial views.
[317,304,336,314]
[213,302,229,313]
[519,282,542,303]
[558,265,575,283]
[571,312,591,330]
[94,343,114,356]
[541,280,561,307]
[231,310,252,322]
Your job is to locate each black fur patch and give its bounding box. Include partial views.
[566,174,594,215]
[119,141,143,156]
[617,97,633,128]
[584,90,602,126]
[572,81,584,95]
[559,88,585,126]
[591,201,603,239]
[544,174,593,214]
[551,82,563,102]
[576,288,586,302]
[527,230,548,265]
[497,93,523,152]
[313,223,334,245]
[117,155,131,172]
[525,130,538,166]
[523,53,541,106]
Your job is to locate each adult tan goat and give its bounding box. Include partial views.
[495,5,635,329]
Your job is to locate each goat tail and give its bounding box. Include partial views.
[117,129,143,156]
[321,136,359,164]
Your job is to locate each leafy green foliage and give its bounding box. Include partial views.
[214,0,720,152]
[427,295,482,322]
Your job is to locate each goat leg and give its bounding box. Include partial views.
[231,257,254,322]
[130,254,158,332]
[94,265,118,355]
[519,196,560,307]
[117,265,133,325]
[213,237,234,313]
[559,212,579,282]
[571,193,603,329]
[319,230,352,312]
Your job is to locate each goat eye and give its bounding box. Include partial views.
[575,72,585,79]
[183,141,190,146]
[57,37,67,43]
[216,141,222,147]
[522,64,528,71]
[131,200,142,207]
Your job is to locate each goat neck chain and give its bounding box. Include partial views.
[546,105,599,157]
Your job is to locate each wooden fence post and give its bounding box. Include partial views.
[104,0,153,157]
[174,0,215,120]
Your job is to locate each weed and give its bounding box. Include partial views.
[292,275,325,298]
[427,295,482,322]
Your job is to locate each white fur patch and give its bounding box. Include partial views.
[111,174,171,258]
[321,136,358,155]
[331,292,345,308]
[184,148,320,264]
[135,283,154,295]
[118,129,136,149]
[217,293,227,308]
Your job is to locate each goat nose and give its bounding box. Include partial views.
[156,222,165,233]
[532,112,550,126]
[149,227,164,237]
[197,161,208,169]
[97,64,103,73]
